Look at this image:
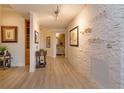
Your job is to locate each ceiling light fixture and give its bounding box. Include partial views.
[54,6,59,20]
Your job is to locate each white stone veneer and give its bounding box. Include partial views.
[67,5,124,88]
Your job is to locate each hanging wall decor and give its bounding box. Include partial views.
[35,31,39,44]
[1,26,18,43]
[46,36,51,48]
[70,26,79,46]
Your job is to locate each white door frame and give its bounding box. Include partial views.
[53,32,67,58]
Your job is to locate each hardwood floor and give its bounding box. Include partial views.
[0,56,97,89]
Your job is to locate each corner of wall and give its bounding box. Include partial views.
[29,11,40,72]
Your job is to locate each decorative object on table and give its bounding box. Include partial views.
[1,26,18,43]
[35,31,39,44]
[70,26,79,46]
[0,46,11,70]
[4,50,11,68]
[35,49,47,68]
[46,36,51,48]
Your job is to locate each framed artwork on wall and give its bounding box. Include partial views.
[1,26,18,43]
[70,26,79,46]
[35,31,39,44]
[46,36,51,48]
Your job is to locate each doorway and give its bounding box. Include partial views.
[25,20,30,66]
[56,33,65,56]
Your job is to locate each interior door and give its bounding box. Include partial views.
[25,20,30,66]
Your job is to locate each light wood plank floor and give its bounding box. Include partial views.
[0,56,97,89]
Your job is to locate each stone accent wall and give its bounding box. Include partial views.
[67,5,124,88]
[120,5,124,88]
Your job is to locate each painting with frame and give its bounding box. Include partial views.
[46,36,51,48]
[70,26,79,47]
[1,26,18,43]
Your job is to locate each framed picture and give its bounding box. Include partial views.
[46,36,51,48]
[1,26,18,43]
[35,31,39,44]
[70,26,79,46]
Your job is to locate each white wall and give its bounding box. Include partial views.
[39,28,44,49]
[30,12,40,72]
[0,8,25,66]
[67,5,123,88]
[40,28,56,57]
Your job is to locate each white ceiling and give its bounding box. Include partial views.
[7,4,85,29]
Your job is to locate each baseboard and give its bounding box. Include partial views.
[29,68,35,72]
[47,56,56,58]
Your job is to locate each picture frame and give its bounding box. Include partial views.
[35,31,39,44]
[1,26,18,43]
[46,36,51,48]
[70,26,79,46]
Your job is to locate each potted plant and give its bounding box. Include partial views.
[0,46,7,55]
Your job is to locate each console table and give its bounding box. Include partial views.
[35,49,47,68]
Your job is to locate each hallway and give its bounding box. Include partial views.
[1,4,124,88]
[0,57,97,89]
